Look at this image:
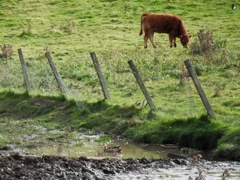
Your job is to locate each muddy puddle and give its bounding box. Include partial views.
[30,134,181,159]
[1,153,240,180]
[24,134,240,179]
[2,134,239,179]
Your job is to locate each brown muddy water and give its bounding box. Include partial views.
[26,134,240,179]
[30,134,180,159]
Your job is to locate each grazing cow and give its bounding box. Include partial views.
[139,13,191,48]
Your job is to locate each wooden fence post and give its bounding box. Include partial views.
[45,52,66,95]
[128,60,156,110]
[90,52,110,100]
[18,48,31,92]
[184,59,215,118]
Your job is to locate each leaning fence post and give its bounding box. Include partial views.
[18,48,31,92]
[45,52,66,95]
[128,60,156,110]
[90,52,110,100]
[184,59,215,118]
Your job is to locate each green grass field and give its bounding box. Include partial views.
[0,0,240,160]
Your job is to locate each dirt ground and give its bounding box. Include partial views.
[1,151,240,180]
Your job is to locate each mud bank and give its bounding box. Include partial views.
[0,153,240,180]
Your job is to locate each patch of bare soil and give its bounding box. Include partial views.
[1,152,240,180]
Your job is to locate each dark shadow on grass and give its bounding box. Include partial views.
[0,92,142,135]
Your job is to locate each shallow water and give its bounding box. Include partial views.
[114,164,240,180]
[29,134,240,180]
[30,134,180,159]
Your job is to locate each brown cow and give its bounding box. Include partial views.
[139,13,191,48]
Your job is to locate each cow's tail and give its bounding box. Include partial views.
[139,13,149,36]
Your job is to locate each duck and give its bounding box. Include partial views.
[103,144,122,153]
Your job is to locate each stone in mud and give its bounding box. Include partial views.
[102,168,115,175]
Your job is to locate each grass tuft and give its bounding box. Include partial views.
[213,143,240,161]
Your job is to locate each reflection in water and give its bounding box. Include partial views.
[29,135,240,179]
[31,136,181,159]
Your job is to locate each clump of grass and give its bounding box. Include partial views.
[18,19,34,38]
[213,143,240,161]
[62,19,75,33]
[0,134,8,148]
[190,28,214,60]
[217,127,240,146]
[123,3,131,14]
[0,44,13,59]
[213,85,221,97]
[190,28,227,62]
[38,47,50,60]
[213,127,240,160]
[179,64,190,86]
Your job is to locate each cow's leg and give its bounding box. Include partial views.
[144,33,149,48]
[169,35,174,48]
[169,34,177,48]
[149,33,157,48]
[174,37,177,47]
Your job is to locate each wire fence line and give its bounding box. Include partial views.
[0,49,216,117]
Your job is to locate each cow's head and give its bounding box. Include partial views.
[179,35,192,48]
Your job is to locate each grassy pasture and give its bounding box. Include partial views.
[0,0,240,160]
